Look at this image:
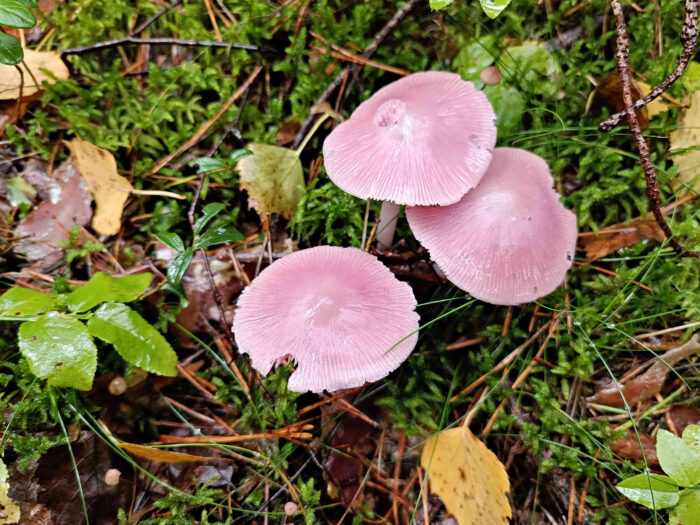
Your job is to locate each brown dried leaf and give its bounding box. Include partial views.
[668,406,700,435]
[0,49,69,100]
[66,138,133,236]
[119,443,210,463]
[611,432,658,466]
[421,425,511,525]
[593,71,649,129]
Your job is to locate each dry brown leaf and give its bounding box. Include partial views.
[670,91,700,192]
[421,425,511,525]
[593,71,649,129]
[0,49,69,100]
[66,138,133,235]
[611,432,659,465]
[119,442,210,463]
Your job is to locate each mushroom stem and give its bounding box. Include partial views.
[376,201,400,250]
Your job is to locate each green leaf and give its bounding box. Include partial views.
[0,287,58,316]
[429,0,454,9]
[5,176,35,207]
[66,272,152,312]
[484,84,526,137]
[0,2,37,28]
[237,143,304,219]
[658,429,700,486]
[230,149,252,163]
[480,0,513,19]
[18,313,97,390]
[0,32,23,65]
[155,231,185,252]
[193,202,225,235]
[13,0,39,7]
[194,225,245,250]
[671,490,700,525]
[683,425,700,450]
[167,246,194,288]
[189,157,225,174]
[87,303,177,377]
[455,37,496,82]
[616,474,680,510]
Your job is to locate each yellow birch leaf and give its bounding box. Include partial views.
[669,91,700,192]
[0,460,20,524]
[638,82,669,119]
[119,443,210,463]
[421,425,511,525]
[0,49,70,100]
[237,143,304,219]
[66,138,133,235]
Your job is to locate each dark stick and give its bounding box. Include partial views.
[130,0,184,36]
[61,37,258,57]
[610,0,698,258]
[600,0,698,132]
[292,0,420,148]
[13,65,24,120]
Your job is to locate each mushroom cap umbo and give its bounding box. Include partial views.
[322,71,497,206]
[232,246,419,393]
[406,148,577,305]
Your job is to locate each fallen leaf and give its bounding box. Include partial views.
[670,91,700,192]
[638,81,671,118]
[669,406,700,435]
[237,143,304,219]
[14,159,93,269]
[66,138,133,235]
[588,334,700,408]
[276,120,301,146]
[0,459,20,525]
[119,443,210,463]
[593,71,649,129]
[0,49,69,100]
[611,431,659,466]
[421,425,511,525]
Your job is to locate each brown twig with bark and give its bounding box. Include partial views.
[608,0,699,258]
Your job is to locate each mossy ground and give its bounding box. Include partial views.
[1,0,699,523]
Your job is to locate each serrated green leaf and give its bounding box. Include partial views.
[429,0,454,9]
[0,2,36,28]
[480,0,512,19]
[0,287,58,316]
[194,225,245,250]
[189,157,225,174]
[671,489,700,525]
[66,272,152,312]
[683,425,700,450]
[18,313,97,390]
[87,303,177,377]
[616,474,679,510]
[167,247,194,287]
[155,231,185,252]
[0,32,23,65]
[658,429,700,486]
[193,202,225,235]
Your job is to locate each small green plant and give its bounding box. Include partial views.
[429,0,512,19]
[616,425,700,524]
[0,0,38,65]
[0,272,177,390]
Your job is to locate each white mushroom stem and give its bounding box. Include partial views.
[376,201,400,250]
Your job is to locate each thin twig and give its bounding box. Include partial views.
[61,36,258,56]
[609,0,699,258]
[13,65,24,121]
[600,0,698,131]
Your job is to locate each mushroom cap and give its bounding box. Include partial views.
[322,71,497,206]
[232,246,419,392]
[406,148,577,305]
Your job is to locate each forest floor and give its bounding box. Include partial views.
[0,0,699,524]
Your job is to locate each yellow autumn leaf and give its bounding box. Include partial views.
[119,443,210,463]
[0,49,70,100]
[0,460,20,525]
[66,138,133,235]
[237,143,304,219]
[669,91,700,192]
[421,425,511,525]
[638,82,669,119]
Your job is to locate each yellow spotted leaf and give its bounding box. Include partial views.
[119,443,210,463]
[669,91,700,192]
[0,460,20,524]
[237,143,304,219]
[66,138,133,235]
[421,426,511,525]
[0,49,70,100]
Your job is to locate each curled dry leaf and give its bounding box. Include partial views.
[421,425,511,525]
[588,334,700,408]
[237,143,304,219]
[118,443,210,463]
[66,138,133,236]
[0,49,69,100]
[670,91,700,193]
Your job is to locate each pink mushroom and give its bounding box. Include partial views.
[323,71,497,248]
[232,246,419,392]
[406,148,577,305]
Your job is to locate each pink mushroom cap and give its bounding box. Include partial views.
[406,148,578,305]
[322,71,497,206]
[232,246,419,392]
